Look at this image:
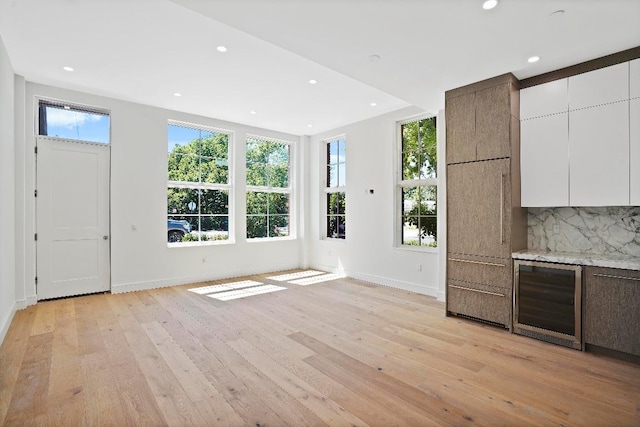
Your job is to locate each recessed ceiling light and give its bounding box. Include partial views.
[370,102,377,107]
[217,46,228,53]
[528,56,540,63]
[173,92,182,97]
[482,0,498,10]
[250,110,257,115]
[368,54,381,62]
[309,79,317,85]
[549,9,565,18]
[63,66,74,72]
[307,124,313,128]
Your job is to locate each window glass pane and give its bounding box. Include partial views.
[246,191,268,215]
[338,140,346,162]
[168,153,200,182]
[201,189,228,215]
[247,161,268,186]
[419,186,437,215]
[338,162,346,187]
[270,215,289,237]
[327,215,346,239]
[200,156,228,184]
[269,193,289,215]
[419,117,437,179]
[401,121,419,180]
[168,124,200,155]
[402,216,420,246]
[246,216,268,238]
[418,216,437,247]
[167,188,199,215]
[328,140,339,164]
[201,215,229,241]
[167,216,193,243]
[328,164,338,188]
[268,143,289,165]
[269,162,289,188]
[40,104,110,143]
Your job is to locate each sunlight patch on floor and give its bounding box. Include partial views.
[207,284,287,301]
[267,270,326,282]
[289,272,345,286]
[188,280,263,295]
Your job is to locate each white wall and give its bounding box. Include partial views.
[307,107,446,298]
[14,83,305,301]
[0,35,16,344]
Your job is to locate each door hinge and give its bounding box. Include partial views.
[35,276,38,285]
[34,233,37,241]
[34,146,38,154]
[34,189,37,197]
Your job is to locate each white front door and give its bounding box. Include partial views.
[36,137,110,300]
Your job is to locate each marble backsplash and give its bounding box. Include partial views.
[528,207,640,257]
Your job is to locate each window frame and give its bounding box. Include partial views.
[167,119,234,246]
[245,134,295,241]
[37,98,111,145]
[323,135,346,240]
[396,114,438,251]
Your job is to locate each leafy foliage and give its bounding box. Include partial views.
[246,139,290,238]
[401,117,438,246]
[167,127,229,242]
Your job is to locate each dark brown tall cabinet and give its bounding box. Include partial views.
[445,74,527,329]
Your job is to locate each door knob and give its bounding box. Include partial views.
[103,235,109,240]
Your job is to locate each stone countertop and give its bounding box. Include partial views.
[512,250,640,271]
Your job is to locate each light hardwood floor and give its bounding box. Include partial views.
[1,270,639,426]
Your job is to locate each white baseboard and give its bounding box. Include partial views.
[111,263,301,294]
[0,302,17,347]
[437,291,446,302]
[309,262,439,298]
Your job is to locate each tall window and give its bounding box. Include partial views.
[167,122,231,244]
[246,136,292,239]
[325,137,346,239]
[399,116,437,247]
[38,100,110,144]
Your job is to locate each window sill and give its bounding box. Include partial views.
[395,245,439,254]
[246,236,297,243]
[167,240,234,248]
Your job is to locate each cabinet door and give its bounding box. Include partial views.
[447,159,511,258]
[520,78,568,120]
[629,59,639,99]
[446,92,476,164]
[476,83,511,161]
[568,62,629,110]
[569,101,630,206]
[631,98,640,205]
[520,113,569,207]
[584,266,640,356]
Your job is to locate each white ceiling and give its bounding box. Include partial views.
[1,0,639,136]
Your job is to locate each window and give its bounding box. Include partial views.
[167,122,231,244]
[325,136,346,239]
[38,100,110,143]
[398,116,437,247]
[246,136,292,239]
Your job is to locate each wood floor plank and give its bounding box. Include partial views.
[3,332,54,425]
[44,299,86,426]
[0,308,37,425]
[1,270,639,426]
[228,337,367,427]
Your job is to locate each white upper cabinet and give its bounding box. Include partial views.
[568,62,629,110]
[521,59,638,207]
[569,101,630,207]
[631,98,640,205]
[520,113,569,207]
[520,78,568,120]
[631,59,640,99]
